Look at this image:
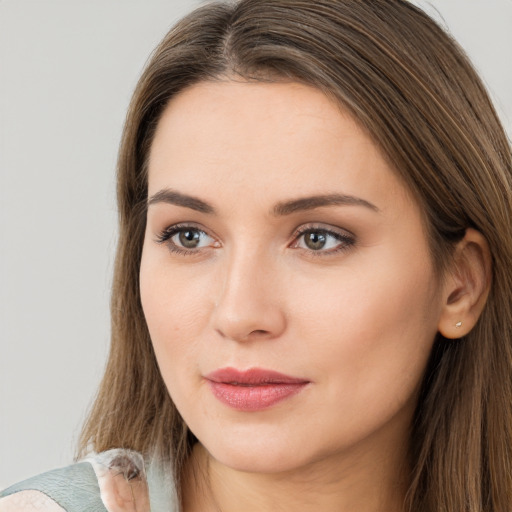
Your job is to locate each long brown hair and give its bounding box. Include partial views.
[78,1,512,510]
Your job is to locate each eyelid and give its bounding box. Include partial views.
[153,221,355,256]
[290,223,356,254]
[155,222,219,254]
[292,222,355,239]
[155,222,204,243]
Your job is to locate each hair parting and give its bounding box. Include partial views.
[78,2,512,510]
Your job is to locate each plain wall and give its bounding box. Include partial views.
[1,0,511,488]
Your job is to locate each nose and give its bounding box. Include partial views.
[211,249,287,342]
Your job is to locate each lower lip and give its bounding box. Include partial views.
[207,381,308,411]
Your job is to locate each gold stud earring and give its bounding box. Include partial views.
[455,321,462,328]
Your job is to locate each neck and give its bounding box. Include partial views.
[182,428,410,512]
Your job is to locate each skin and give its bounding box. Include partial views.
[0,461,149,512]
[0,81,492,512]
[139,81,450,512]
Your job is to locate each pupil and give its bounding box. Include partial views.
[179,230,200,248]
[306,232,326,250]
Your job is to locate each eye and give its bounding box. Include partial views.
[174,229,209,249]
[156,224,218,254]
[292,227,354,253]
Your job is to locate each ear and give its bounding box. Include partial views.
[437,228,492,339]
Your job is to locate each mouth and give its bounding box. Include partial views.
[205,367,310,411]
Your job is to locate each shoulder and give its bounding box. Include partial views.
[0,461,104,512]
[0,490,65,511]
[0,450,151,512]
[88,450,150,512]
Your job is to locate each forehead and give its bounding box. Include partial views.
[147,80,411,216]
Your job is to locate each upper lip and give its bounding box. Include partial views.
[205,367,310,385]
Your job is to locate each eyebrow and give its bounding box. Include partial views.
[147,188,379,216]
[147,189,215,214]
[272,194,379,216]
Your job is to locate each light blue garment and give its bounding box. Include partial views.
[0,463,107,512]
[0,451,178,512]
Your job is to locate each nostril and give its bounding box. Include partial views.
[238,329,274,342]
[212,290,287,342]
[215,327,272,341]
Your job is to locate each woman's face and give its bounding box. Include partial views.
[140,81,444,475]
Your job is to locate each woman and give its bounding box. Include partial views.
[2,0,511,511]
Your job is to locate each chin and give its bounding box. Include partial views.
[194,423,322,475]
[210,445,304,474]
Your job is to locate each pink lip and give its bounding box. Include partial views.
[205,367,310,411]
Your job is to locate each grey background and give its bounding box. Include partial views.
[1,0,511,488]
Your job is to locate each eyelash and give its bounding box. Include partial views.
[292,225,356,256]
[155,223,214,256]
[155,223,356,256]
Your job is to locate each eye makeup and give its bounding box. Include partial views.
[290,224,356,255]
[154,220,356,258]
[155,223,218,256]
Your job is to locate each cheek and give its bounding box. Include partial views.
[139,248,214,383]
[290,247,440,410]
